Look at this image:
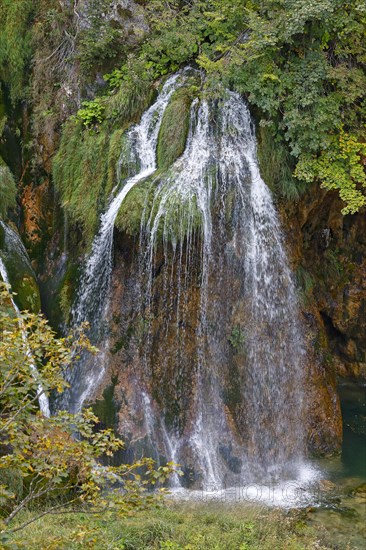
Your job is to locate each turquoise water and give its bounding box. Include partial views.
[306,380,366,549]
[338,381,366,479]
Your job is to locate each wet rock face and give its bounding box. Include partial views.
[79,0,149,42]
[85,98,348,472]
[291,190,366,379]
[96,222,343,469]
[105,232,203,448]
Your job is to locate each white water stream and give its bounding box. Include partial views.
[0,222,50,416]
[66,72,188,411]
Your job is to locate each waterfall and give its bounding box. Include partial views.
[0,224,50,417]
[68,73,308,489]
[136,91,306,487]
[66,71,188,412]
[218,94,305,480]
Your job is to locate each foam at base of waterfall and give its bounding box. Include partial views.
[168,462,323,508]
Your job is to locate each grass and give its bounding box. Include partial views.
[5,501,332,550]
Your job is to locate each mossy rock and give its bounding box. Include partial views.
[115,176,155,236]
[108,128,133,186]
[0,156,17,219]
[0,223,41,313]
[93,377,118,430]
[151,188,203,245]
[116,78,202,242]
[53,121,111,247]
[157,87,192,171]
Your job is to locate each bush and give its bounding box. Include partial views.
[0,283,177,539]
[76,99,106,128]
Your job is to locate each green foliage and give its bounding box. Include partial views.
[142,22,200,79]
[76,99,106,128]
[257,127,306,202]
[103,67,128,90]
[0,283,177,537]
[104,57,155,126]
[0,159,17,218]
[197,0,366,213]
[0,0,35,104]
[295,132,366,214]
[141,0,246,79]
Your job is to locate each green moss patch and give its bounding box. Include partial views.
[157,87,192,171]
[115,176,155,236]
[53,121,108,246]
[53,123,129,248]
[0,156,17,219]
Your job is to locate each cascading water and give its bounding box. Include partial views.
[135,91,307,488]
[218,95,306,481]
[68,73,310,493]
[0,222,50,417]
[65,71,188,412]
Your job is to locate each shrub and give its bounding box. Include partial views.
[76,98,106,128]
[0,283,177,538]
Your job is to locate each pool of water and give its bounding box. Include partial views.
[338,380,366,479]
[305,380,366,549]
